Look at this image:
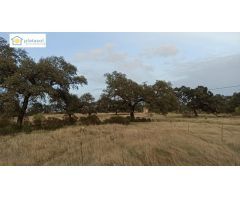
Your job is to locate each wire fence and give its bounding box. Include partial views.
[151,118,240,145]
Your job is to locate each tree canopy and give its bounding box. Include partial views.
[104,71,145,118]
[0,37,87,126]
[1,36,240,128]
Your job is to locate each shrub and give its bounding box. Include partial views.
[149,113,154,117]
[42,117,64,130]
[23,118,32,126]
[0,126,18,135]
[104,116,130,125]
[0,117,34,135]
[79,115,101,125]
[63,115,78,125]
[0,120,22,135]
[182,111,195,118]
[234,107,240,116]
[0,117,12,127]
[131,117,151,122]
[32,113,45,127]
[22,124,33,134]
[0,118,16,135]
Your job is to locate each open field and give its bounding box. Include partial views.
[0,114,240,165]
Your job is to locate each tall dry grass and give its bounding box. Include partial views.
[0,115,240,165]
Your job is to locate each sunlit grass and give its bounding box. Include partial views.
[1,113,240,165]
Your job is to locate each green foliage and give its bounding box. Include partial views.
[42,117,65,130]
[235,106,240,115]
[104,116,130,125]
[211,94,231,113]
[33,115,73,130]
[32,113,46,127]
[230,93,240,113]
[79,115,101,125]
[2,36,240,125]
[0,118,20,135]
[63,114,78,125]
[104,71,144,118]
[96,94,111,113]
[175,86,216,116]
[149,80,179,115]
[0,125,19,135]
[0,117,12,127]
[79,93,96,115]
[0,117,33,135]
[21,124,33,134]
[51,91,82,117]
[182,111,195,118]
[130,117,151,122]
[0,37,87,126]
[28,103,44,115]
[96,94,127,113]
[103,72,180,117]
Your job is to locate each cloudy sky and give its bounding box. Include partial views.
[1,32,240,98]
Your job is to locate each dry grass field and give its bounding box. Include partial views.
[0,113,240,165]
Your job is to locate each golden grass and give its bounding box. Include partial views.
[1,114,240,165]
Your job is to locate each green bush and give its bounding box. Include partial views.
[79,115,101,125]
[0,118,16,135]
[32,113,46,127]
[42,117,64,130]
[0,126,17,135]
[0,117,34,135]
[0,122,22,135]
[131,117,151,122]
[235,107,240,115]
[21,124,33,134]
[0,117,12,128]
[63,115,78,125]
[23,119,32,126]
[104,116,130,125]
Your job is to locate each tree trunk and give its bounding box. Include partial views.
[17,95,30,127]
[193,108,198,117]
[130,106,135,120]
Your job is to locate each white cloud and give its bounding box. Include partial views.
[142,45,179,58]
[74,43,154,72]
[73,43,157,87]
[120,58,153,71]
[74,43,127,63]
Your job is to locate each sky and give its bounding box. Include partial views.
[1,32,240,98]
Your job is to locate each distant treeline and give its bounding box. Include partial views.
[1,37,240,127]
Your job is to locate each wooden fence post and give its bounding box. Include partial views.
[80,141,84,165]
[98,133,102,163]
[221,124,224,143]
[122,148,125,165]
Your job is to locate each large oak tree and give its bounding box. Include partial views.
[104,71,144,119]
[0,37,87,126]
[175,86,216,116]
[150,80,179,115]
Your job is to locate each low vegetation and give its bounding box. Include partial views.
[0,114,239,165]
[79,115,101,125]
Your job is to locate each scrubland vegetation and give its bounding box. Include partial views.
[1,36,240,165]
[0,113,240,165]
